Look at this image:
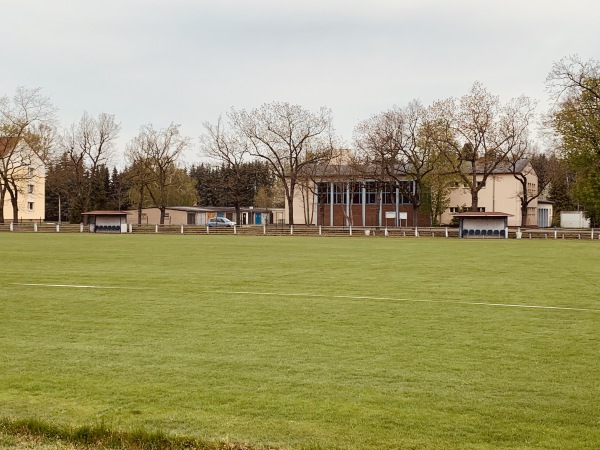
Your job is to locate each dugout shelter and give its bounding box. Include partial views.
[82,211,130,233]
[455,212,512,238]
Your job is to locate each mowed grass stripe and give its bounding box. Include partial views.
[209,289,600,313]
[13,283,153,290]
[1,234,599,449]
[12,283,600,313]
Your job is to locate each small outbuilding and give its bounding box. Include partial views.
[127,206,285,226]
[560,211,591,229]
[455,212,512,239]
[82,210,130,233]
[537,200,554,228]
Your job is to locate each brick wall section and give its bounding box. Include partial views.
[318,204,430,227]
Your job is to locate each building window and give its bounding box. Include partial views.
[476,207,486,212]
[352,182,362,204]
[364,181,378,204]
[28,184,34,194]
[317,182,331,204]
[318,180,415,205]
[381,183,394,205]
[332,183,347,204]
[28,168,34,178]
[27,202,34,211]
[449,207,459,214]
[396,181,414,204]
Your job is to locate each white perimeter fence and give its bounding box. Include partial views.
[1,223,600,240]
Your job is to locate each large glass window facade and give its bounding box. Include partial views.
[318,180,415,204]
[317,182,330,204]
[364,181,378,204]
[396,181,414,204]
[332,183,347,204]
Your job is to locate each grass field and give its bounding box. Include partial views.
[1,234,599,449]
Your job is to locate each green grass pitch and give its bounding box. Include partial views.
[1,234,599,449]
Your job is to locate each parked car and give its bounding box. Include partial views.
[207,217,236,227]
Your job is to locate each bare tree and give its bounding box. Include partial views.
[355,101,441,226]
[294,148,350,226]
[127,123,191,224]
[430,82,536,211]
[230,102,335,225]
[0,87,56,223]
[506,141,559,226]
[353,114,395,228]
[125,157,154,225]
[59,112,120,221]
[200,117,251,222]
[547,55,600,104]
[546,55,600,223]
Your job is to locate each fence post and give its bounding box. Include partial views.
[234,225,237,235]
[415,227,419,237]
[592,228,594,240]
[56,223,60,232]
[554,229,557,239]
[9,222,13,232]
[263,224,266,235]
[129,223,132,233]
[155,225,158,234]
[80,223,84,233]
[34,223,38,232]
[319,225,322,236]
[445,227,448,238]
[290,225,293,235]
[181,225,184,234]
[349,226,352,236]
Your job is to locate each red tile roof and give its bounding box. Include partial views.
[454,211,513,217]
[81,211,131,215]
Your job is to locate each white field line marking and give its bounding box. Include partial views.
[14,283,151,290]
[211,290,600,313]
[13,285,600,313]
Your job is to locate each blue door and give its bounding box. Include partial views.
[255,213,261,225]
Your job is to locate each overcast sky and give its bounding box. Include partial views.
[2,0,599,166]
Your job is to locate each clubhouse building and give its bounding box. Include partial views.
[285,159,543,228]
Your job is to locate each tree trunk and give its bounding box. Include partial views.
[521,198,529,227]
[470,188,479,212]
[160,206,166,225]
[235,204,241,225]
[286,182,295,225]
[6,184,18,223]
[0,185,6,224]
[412,203,420,227]
[412,183,421,227]
[375,186,382,227]
[137,185,144,225]
[11,195,19,223]
[519,179,529,226]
